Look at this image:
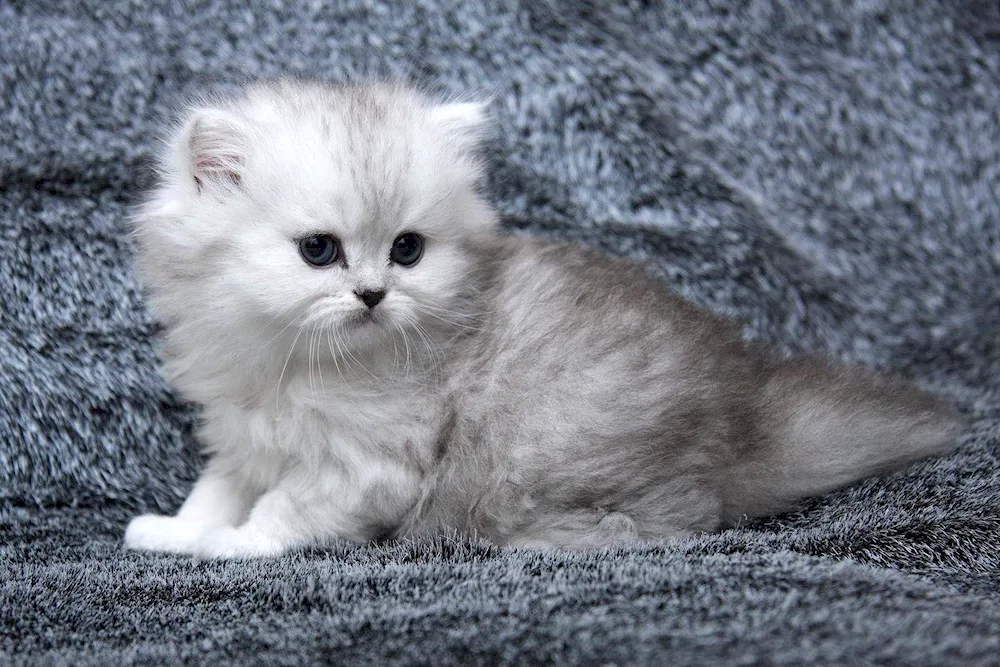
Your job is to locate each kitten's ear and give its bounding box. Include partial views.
[183,109,248,194]
[431,101,489,146]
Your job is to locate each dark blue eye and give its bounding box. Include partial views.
[298,234,340,267]
[390,232,423,267]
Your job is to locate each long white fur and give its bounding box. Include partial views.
[126,82,492,557]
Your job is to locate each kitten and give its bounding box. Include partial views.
[125,80,960,557]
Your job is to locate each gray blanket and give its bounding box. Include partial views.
[3,1,999,663]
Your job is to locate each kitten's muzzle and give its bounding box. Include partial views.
[355,289,386,309]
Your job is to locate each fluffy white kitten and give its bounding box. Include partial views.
[125,80,958,557]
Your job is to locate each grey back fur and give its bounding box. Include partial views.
[403,235,960,547]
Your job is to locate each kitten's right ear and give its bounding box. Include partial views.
[430,100,490,148]
[182,109,248,194]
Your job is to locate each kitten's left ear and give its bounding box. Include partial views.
[182,109,250,195]
[431,101,490,146]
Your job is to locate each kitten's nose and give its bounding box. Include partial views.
[354,289,386,309]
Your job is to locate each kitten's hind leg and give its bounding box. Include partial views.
[503,480,721,550]
[124,463,256,555]
[506,509,650,549]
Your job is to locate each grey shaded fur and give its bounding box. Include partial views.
[402,236,959,547]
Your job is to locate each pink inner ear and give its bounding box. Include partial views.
[193,152,242,187]
[193,153,231,172]
[188,112,246,190]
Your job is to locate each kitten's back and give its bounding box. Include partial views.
[431,236,960,543]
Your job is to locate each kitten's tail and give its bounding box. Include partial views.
[719,358,962,524]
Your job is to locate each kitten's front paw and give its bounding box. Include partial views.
[124,514,208,555]
[194,526,286,559]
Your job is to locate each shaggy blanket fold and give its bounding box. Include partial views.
[2,1,999,663]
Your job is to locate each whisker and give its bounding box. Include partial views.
[398,312,444,369]
[330,326,358,387]
[413,306,488,333]
[307,324,317,401]
[276,324,306,413]
[417,325,444,366]
[315,325,327,397]
[325,319,374,382]
[392,320,410,380]
[260,314,301,351]
[411,302,496,319]
[389,319,402,379]
[340,328,379,381]
[326,330,348,386]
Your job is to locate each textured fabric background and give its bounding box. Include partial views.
[2,0,999,663]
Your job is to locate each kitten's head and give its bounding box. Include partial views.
[136,80,496,364]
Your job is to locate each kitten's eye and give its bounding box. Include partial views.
[390,232,424,267]
[298,234,340,267]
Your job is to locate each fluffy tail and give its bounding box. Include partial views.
[720,357,962,523]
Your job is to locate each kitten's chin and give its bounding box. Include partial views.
[333,311,393,346]
[346,309,383,330]
[294,302,403,360]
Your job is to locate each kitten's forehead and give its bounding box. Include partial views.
[239,84,459,230]
[245,82,429,161]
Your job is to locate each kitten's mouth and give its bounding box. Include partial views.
[348,309,381,328]
[302,300,388,336]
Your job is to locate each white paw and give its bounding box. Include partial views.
[124,514,209,555]
[194,526,287,559]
